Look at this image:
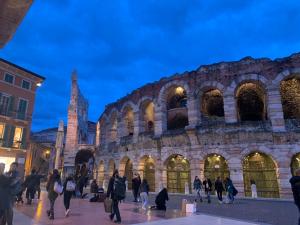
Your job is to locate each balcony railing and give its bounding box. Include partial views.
[0,109,31,121]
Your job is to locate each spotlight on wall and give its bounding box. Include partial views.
[36,82,42,87]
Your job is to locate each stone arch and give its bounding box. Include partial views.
[108,110,118,142]
[119,156,133,190]
[139,98,155,133]
[242,151,280,198]
[279,73,300,120]
[99,116,108,145]
[194,81,225,97]
[234,79,268,121]
[121,104,135,136]
[120,101,138,113]
[75,149,94,179]
[138,155,156,192]
[164,154,191,193]
[272,68,300,87]
[108,159,116,177]
[97,160,105,187]
[203,153,230,186]
[200,88,225,118]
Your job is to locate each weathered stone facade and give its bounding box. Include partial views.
[95,53,300,198]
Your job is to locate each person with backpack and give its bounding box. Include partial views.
[46,169,62,220]
[290,168,300,225]
[203,177,212,203]
[193,176,203,202]
[139,179,149,210]
[225,177,237,204]
[215,177,225,203]
[63,174,75,217]
[107,169,125,224]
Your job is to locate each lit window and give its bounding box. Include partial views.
[21,80,31,90]
[12,127,23,148]
[0,157,16,172]
[0,123,4,139]
[4,74,14,84]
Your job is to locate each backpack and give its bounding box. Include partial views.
[113,177,126,200]
[232,186,238,196]
[66,180,76,191]
[54,181,63,194]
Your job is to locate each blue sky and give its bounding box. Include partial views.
[1,0,300,131]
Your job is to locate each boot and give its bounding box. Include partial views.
[49,211,54,220]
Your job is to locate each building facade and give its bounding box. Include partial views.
[94,53,300,198]
[0,58,44,175]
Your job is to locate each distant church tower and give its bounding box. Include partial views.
[63,71,89,175]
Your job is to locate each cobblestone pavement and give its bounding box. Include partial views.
[12,191,298,225]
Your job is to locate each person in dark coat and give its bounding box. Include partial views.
[155,188,169,211]
[215,177,225,203]
[193,176,203,202]
[290,168,300,225]
[225,177,235,203]
[107,170,121,224]
[203,177,212,203]
[0,163,13,225]
[24,168,38,205]
[46,169,61,220]
[90,179,99,197]
[132,173,141,202]
[63,174,75,217]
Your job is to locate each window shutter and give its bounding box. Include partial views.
[8,125,15,147]
[8,96,15,117]
[3,124,11,147]
[20,128,27,149]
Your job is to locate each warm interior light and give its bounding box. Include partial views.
[175,86,184,94]
[0,157,15,172]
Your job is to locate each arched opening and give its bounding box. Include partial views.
[140,156,155,192]
[204,154,229,188]
[243,152,279,198]
[97,161,105,187]
[201,89,224,118]
[123,106,134,136]
[140,101,155,133]
[75,149,94,179]
[166,86,189,130]
[291,153,300,175]
[108,159,116,177]
[280,77,300,119]
[110,112,118,142]
[236,83,267,121]
[166,154,190,193]
[100,118,107,145]
[120,157,133,190]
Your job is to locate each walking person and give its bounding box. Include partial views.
[0,163,13,225]
[46,169,61,220]
[203,177,212,203]
[193,176,203,202]
[290,168,300,225]
[132,173,141,202]
[63,174,75,217]
[225,177,237,204]
[107,170,122,224]
[139,179,149,210]
[215,177,225,203]
[24,168,38,205]
[251,180,257,198]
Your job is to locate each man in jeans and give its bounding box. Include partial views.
[290,168,300,225]
[107,170,121,224]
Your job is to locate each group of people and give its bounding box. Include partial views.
[193,176,237,204]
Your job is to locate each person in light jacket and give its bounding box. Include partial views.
[139,179,150,210]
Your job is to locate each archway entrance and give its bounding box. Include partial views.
[166,154,190,193]
[124,159,133,190]
[291,153,300,175]
[108,160,115,177]
[204,154,230,187]
[97,161,104,187]
[243,152,279,198]
[143,156,155,192]
[75,149,94,179]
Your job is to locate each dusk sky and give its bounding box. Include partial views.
[1,0,300,131]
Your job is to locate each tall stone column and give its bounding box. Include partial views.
[133,111,139,142]
[228,158,244,196]
[155,159,164,192]
[54,120,64,170]
[267,87,286,132]
[186,95,200,128]
[224,93,238,123]
[154,104,166,137]
[277,160,292,198]
[199,159,205,181]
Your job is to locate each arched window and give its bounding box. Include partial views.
[236,83,266,121]
[166,86,188,130]
[110,112,118,141]
[201,89,224,118]
[280,77,300,119]
[140,101,155,133]
[123,106,134,136]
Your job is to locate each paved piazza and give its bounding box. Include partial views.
[11,192,298,225]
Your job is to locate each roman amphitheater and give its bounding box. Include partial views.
[94,53,300,198]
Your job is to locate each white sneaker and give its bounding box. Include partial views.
[65,209,70,217]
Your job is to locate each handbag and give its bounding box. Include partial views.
[104,198,112,213]
[54,181,63,194]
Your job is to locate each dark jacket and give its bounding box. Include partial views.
[155,188,169,208]
[215,179,224,192]
[107,176,115,199]
[24,174,38,190]
[139,182,149,194]
[90,181,99,194]
[290,176,300,206]
[225,178,234,193]
[203,179,212,192]
[193,178,202,190]
[132,177,141,190]
[46,174,61,200]
[0,174,13,210]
